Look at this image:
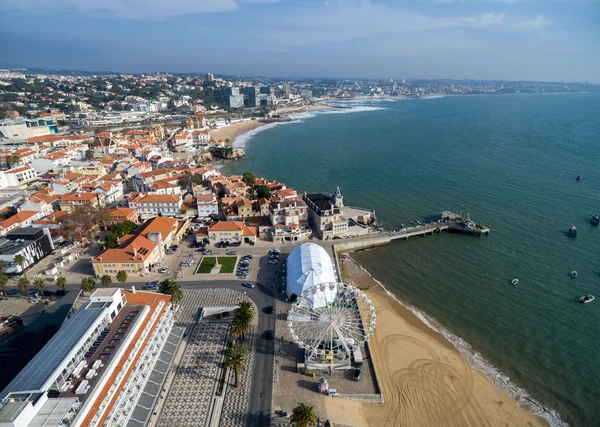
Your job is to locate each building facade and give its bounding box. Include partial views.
[0,288,183,427]
[303,187,348,240]
[128,194,182,220]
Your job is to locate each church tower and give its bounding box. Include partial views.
[334,186,344,209]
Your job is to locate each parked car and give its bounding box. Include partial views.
[264,306,274,314]
[143,284,159,290]
[6,290,20,297]
[264,330,274,340]
[226,251,237,256]
[270,249,281,254]
[204,250,214,255]
[230,241,241,247]
[236,271,247,276]
[244,255,253,259]
[146,281,159,287]
[241,282,255,288]
[268,259,278,265]
[159,267,169,273]
[353,368,363,381]
[42,290,55,297]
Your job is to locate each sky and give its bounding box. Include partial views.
[0,0,599,82]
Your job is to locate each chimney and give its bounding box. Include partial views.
[131,285,136,294]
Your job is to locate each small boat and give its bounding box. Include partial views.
[592,215,600,225]
[400,224,405,229]
[576,175,583,181]
[415,220,422,225]
[571,271,578,278]
[579,295,595,304]
[409,221,414,225]
[568,226,577,237]
[511,279,519,285]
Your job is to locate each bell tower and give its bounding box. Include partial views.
[334,186,343,209]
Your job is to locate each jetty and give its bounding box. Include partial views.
[332,211,490,252]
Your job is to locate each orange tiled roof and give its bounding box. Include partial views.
[130,194,180,204]
[93,234,157,263]
[136,216,178,240]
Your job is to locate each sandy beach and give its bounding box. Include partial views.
[209,105,331,143]
[335,255,549,427]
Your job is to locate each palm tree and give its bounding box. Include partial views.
[223,344,248,388]
[0,260,5,274]
[116,271,128,288]
[80,277,96,295]
[230,317,248,342]
[13,254,26,277]
[0,273,8,298]
[101,275,112,288]
[290,403,317,427]
[158,279,183,304]
[33,277,45,294]
[56,276,67,291]
[17,276,30,296]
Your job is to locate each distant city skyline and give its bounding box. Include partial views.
[1,0,598,83]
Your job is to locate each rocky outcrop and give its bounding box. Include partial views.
[196,147,246,163]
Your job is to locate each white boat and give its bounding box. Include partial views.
[579,295,594,304]
[571,271,578,278]
[511,279,519,285]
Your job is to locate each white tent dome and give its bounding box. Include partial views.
[286,243,336,302]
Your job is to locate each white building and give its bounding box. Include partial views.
[196,194,219,218]
[128,194,182,220]
[0,288,184,427]
[285,243,337,304]
[0,118,53,140]
[0,166,38,188]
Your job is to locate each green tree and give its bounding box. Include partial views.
[0,273,8,298]
[56,276,67,291]
[101,275,112,288]
[0,259,5,274]
[33,277,45,293]
[13,254,26,277]
[223,344,248,388]
[158,279,183,304]
[17,276,30,295]
[290,403,317,427]
[84,149,94,160]
[255,185,271,199]
[231,301,255,342]
[242,171,256,188]
[116,271,128,287]
[80,277,96,294]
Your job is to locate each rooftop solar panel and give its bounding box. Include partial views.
[1,303,107,397]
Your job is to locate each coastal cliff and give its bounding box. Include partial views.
[197,147,246,163]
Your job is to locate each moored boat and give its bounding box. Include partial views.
[571,271,578,278]
[592,215,599,225]
[511,279,519,285]
[568,226,577,237]
[576,175,583,181]
[579,295,594,304]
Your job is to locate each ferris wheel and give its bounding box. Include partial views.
[287,282,376,361]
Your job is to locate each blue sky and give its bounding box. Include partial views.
[1,0,598,82]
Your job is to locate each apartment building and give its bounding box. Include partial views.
[128,194,182,220]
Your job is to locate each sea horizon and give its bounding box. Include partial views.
[223,92,600,427]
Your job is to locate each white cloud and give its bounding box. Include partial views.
[266,2,505,46]
[0,0,239,19]
[513,14,547,29]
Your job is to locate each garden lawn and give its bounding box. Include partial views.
[196,256,217,274]
[217,256,237,274]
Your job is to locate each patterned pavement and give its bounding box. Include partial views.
[157,288,255,427]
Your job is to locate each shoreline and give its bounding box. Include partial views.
[340,253,566,427]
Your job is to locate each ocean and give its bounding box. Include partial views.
[223,93,600,427]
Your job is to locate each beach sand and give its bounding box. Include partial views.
[334,255,549,427]
[210,120,265,143]
[209,105,331,144]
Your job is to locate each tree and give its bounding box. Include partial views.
[242,171,256,188]
[0,273,8,298]
[80,277,96,294]
[290,403,317,427]
[223,344,248,388]
[158,279,183,304]
[231,301,255,342]
[33,277,45,293]
[255,185,271,199]
[101,275,112,288]
[0,260,5,274]
[84,149,94,161]
[17,276,30,295]
[13,255,26,277]
[116,271,128,287]
[56,276,67,291]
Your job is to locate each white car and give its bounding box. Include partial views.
[268,259,278,265]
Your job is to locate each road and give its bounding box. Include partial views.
[33,269,278,426]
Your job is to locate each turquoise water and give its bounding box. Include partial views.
[224,93,600,426]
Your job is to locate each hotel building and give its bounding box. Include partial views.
[0,288,183,427]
